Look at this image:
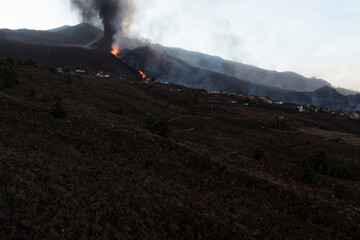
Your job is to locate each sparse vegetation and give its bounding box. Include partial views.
[144,114,171,138]
[0,58,38,89]
[309,150,354,180]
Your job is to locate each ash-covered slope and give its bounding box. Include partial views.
[151,44,331,92]
[0,23,103,46]
[120,46,290,98]
[120,45,360,110]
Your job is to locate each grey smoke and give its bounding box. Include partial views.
[70,0,134,38]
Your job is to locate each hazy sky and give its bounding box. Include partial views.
[1,0,360,91]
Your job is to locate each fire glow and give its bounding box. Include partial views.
[111,45,150,81]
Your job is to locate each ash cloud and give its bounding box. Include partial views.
[70,0,134,38]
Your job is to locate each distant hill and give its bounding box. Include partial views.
[0,23,103,46]
[283,86,360,110]
[336,87,360,96]
[47,25,71,32]
[120,46,360,110]
[151,44,331,92]
[120,46,290,98]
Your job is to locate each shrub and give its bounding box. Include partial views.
[238,158,247,168]
[156,116,170,138]
[188,102,196,114]
[254,146,264,160]
[144,113,156,133]
[302,161,315,184]
[51,97,66,118]
[312,150,328,172]
[40,89,49,102]
[337,164,354,180]
[65,76,72,85]
[192,96,200,105]
[116,103,126,115]
[0,66,18,89]
[200,153,213,170]
[309,150,354,180]
[30,88,37,98]
[25,59,37,68]
[46,65,56,74]
[301,161,315,184]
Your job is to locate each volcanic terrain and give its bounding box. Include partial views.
[0,53,360,239]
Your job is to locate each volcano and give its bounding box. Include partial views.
[0,23,359,110]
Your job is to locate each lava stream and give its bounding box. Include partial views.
[111,45,150,81]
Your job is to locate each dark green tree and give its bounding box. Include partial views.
[254,146,264,160]
[302,161,315,184]
[144,113,156,133]
[51,98,66,118]
[156,116,170,138]
[312,150,328,172]
[30,88,37,98]
[116,103,126,115]
[200,153,213,171]
[46,65,56,74]
[188,102,196,114]
[0,66,17,89]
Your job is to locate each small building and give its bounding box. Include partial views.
[298,105,305,113]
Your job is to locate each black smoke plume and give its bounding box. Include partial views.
[70,0,134,38]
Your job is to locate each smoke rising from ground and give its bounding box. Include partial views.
[70,0,134,38]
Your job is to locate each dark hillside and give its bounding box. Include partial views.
[0,23,103,46]
[0,39,141,78]
[0,61,360,239]
[120,46,290,98]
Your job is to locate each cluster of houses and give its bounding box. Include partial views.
[207,90,284,106]
[55,68,111,78]
[297,105,360,118]
[206,90,360,119]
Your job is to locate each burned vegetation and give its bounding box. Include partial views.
[0,58,360,239]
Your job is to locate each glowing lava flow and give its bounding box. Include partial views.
[111,45,119,56]
[111,45,150,81]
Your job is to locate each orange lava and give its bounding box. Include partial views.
[111,44,150,81]
[111,45,119,56]
[138,70,150,81]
